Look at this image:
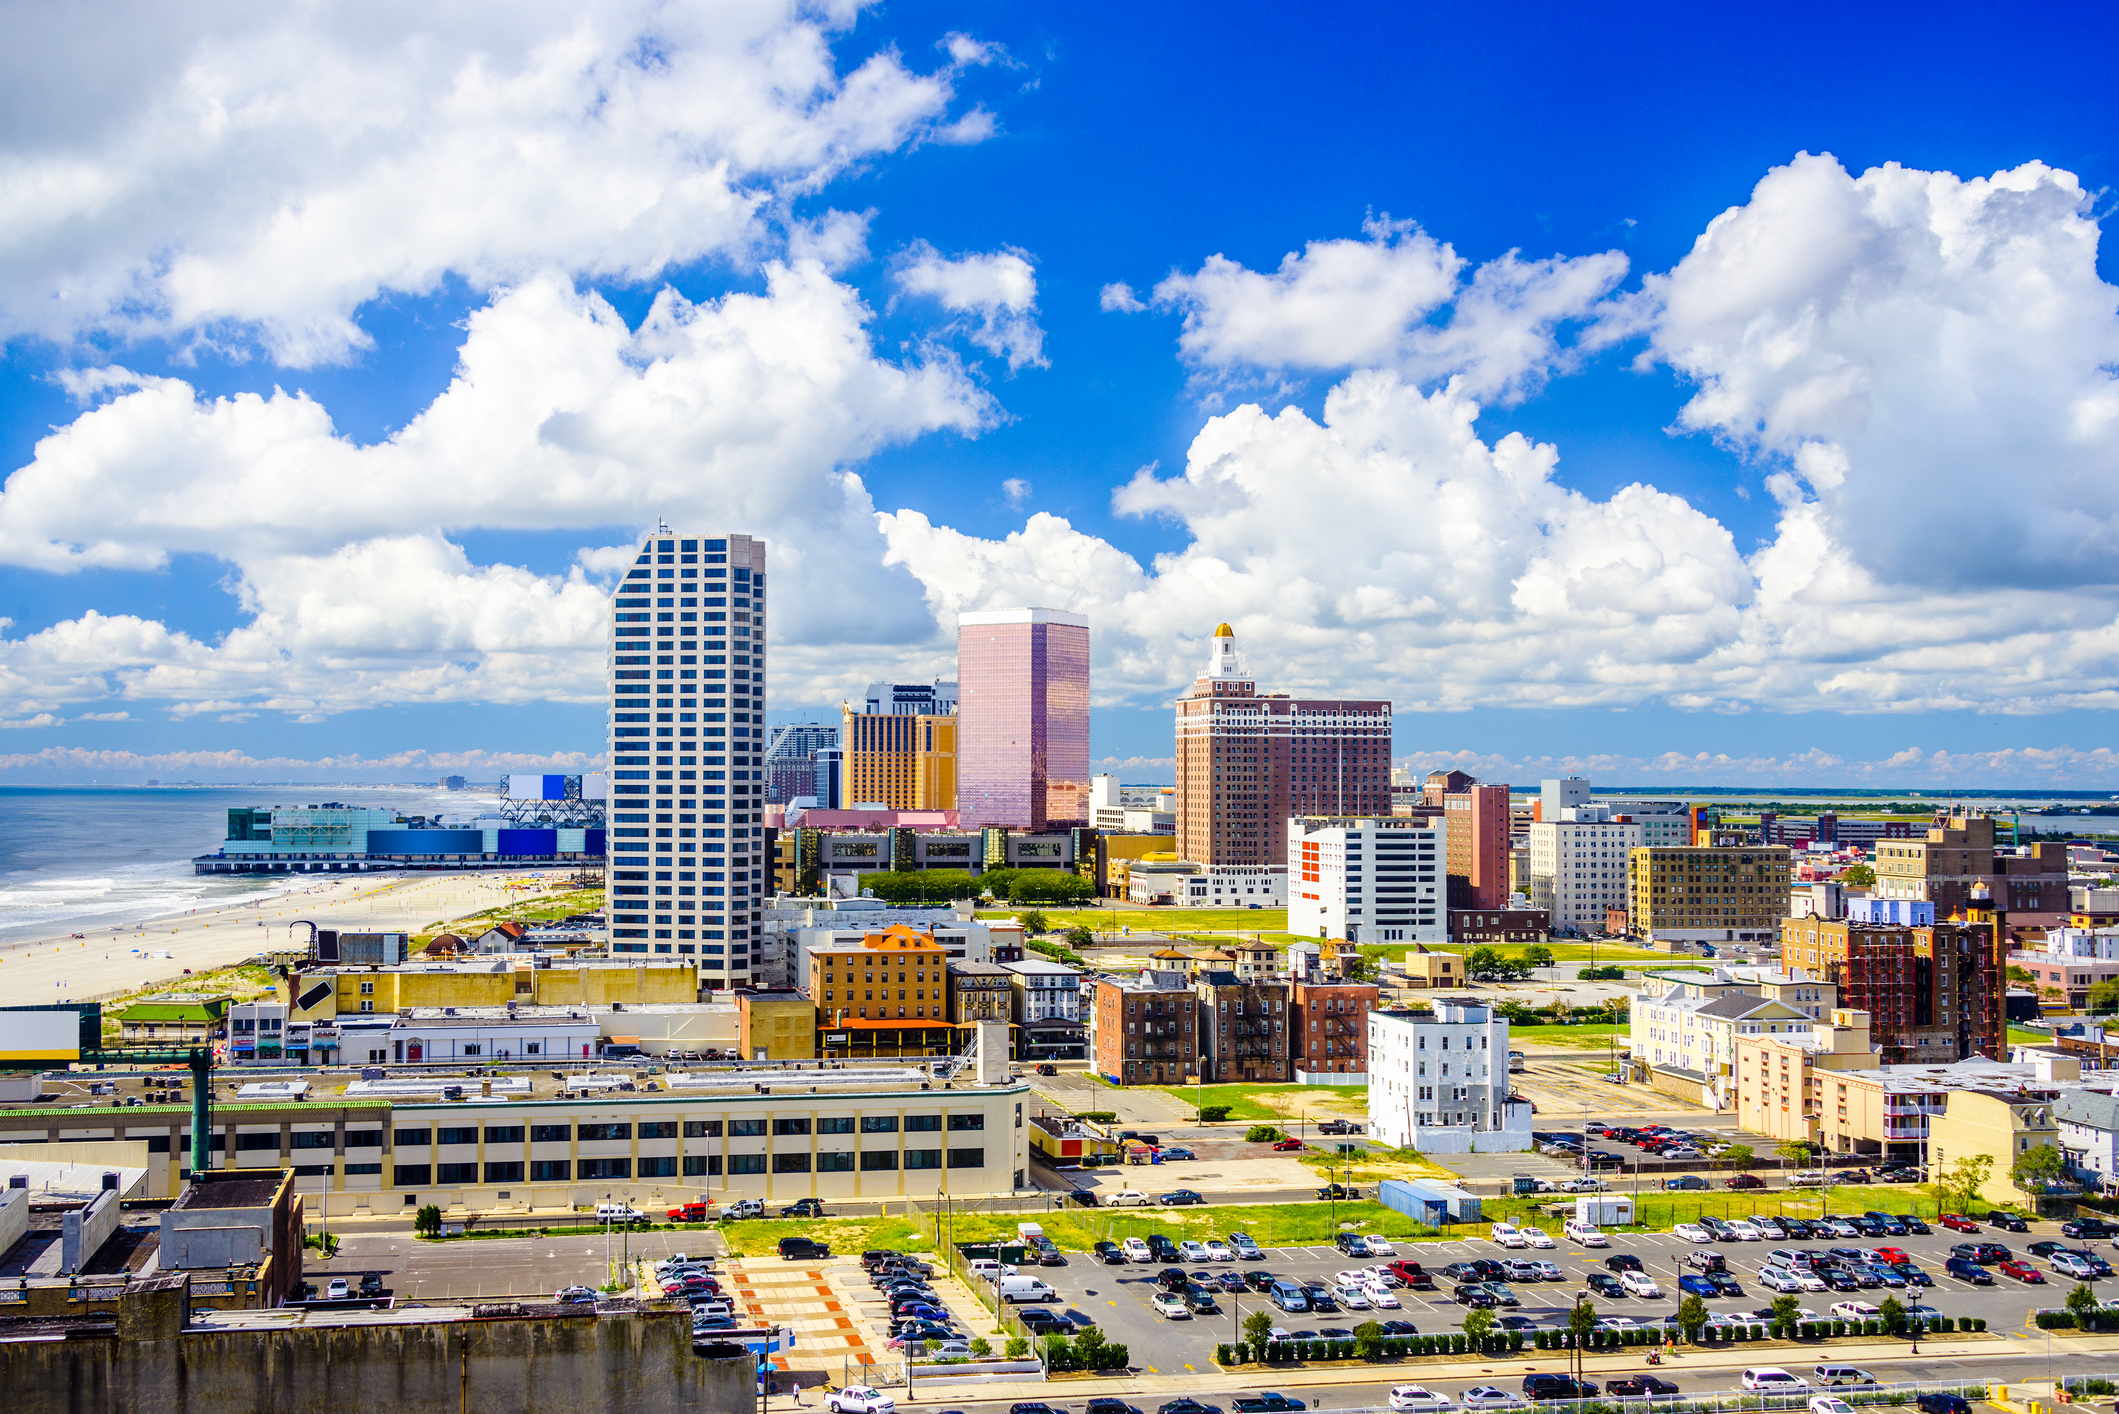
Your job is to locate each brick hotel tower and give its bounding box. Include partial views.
[957,608,1091,830]
[605,530,767,982]
[1175,624,1392,901]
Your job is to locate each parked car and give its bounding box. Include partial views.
[1457,1388,1525,1408]
[828,1389,897,1414]
[555,1285,597,1304]
[1939,1214,1982,1233]
[1160,1189,1206,1206]
[1726,1173,1766,1190]
[1107,1190,1153,1208]
[1915,1398,1972,1414]
[1664,1174,1710,1191]
[1273,1139,1306,1152]
[1998,1259,2045,1283]
[1387,1387,1455,1411]
[1159,1403,1223,1414]
[1943,1257,1994,1285]
[781,1198,827,1218]
[1152,1293,1192,1320]
[325,1278,351,1300]
[1988,1212,2031,1233]
[1232,1397,1306,1413]
[1742,1370,1810,1392]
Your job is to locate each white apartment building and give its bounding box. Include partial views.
[1184,866,1287,907]
[606,530,770,976]
[1288,816,1446,943]
[1367,1000,1530,1153]
[1003,959,1082,1022]
[1528,806,1645,931]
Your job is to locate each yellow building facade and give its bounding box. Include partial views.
[288,961,699,1022]
[840,708,957,809]
[1627,845,1792,946]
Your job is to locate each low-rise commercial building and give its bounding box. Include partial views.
[1448,908,1548,946]
[1005,958,1085,1061]
[1631,968,1826,1110]
[1928,1086,2065,1204]
[0,1045,1031,1211]
[117,995,229,1044]
[1367,999,1529,1152]
[737,990,816,1061]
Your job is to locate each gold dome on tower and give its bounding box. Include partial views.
[1213,622,1234,637]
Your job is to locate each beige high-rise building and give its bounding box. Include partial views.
[1172,624,1391,905]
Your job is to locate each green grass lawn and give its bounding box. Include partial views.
[1507,1023,1626,1050]
[980,907,1290,934]
[2008,1026,2053,1046]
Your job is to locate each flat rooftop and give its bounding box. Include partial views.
[172,1173,282,1210]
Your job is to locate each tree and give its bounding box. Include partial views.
[1770,1295,1802,1338]
[1840,863,1877,886]
[1063,924,1094,950]
[1009,872,1098,904]
[1523,944,1555,970]
[865,869,981,903]
[1466,945,1530,981]
[1775,1138,1815,1168]
[2091,979,2119,1014]
[2070,1282,2099,1323]
[1353,1318,1385,1360]
[1939,1151,1995,1212]
[1005,1335,1029,1358]
[2007,965,2039,985]
[1675,1293,1707,1339]
[1462,1307,1495,1349]
[1878,1296,1907,1335]
[1244,1309,1275,1348]
[1722,1143,1756,1173]
[2013,1143,2066,1195]
[1074,1325,1107,1364]
[968,1337,992,1357]
[414,1203,443,1237]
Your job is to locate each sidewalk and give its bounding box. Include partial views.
[817,1333,2025,1406]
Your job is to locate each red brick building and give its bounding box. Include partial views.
[1290,979,1381,1079]
[1444,783,1512,910]
[1092,972,1199,1085]
[1450,908,1551,946]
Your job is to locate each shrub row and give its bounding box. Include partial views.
[2038,1311,2115,1331]
[1042,1343,1128,1371]
[1218,1332,1526,1364]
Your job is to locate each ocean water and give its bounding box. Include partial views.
[0,784,498,946]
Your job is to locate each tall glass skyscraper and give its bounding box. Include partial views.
[957,608,1090,830]
[605,530,768,981]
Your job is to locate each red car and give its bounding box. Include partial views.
[1998,1260,2045,1283]
[1940,1214,1982,1234]
[1875,1247,1912,1266]
[1272,1139,1306,1152]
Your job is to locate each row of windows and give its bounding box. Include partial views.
[389,1148,986,1186]
[385,1115,976,1146]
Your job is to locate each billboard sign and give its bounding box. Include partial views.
[0,1010,82,1064]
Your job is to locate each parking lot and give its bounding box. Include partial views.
[1011,1215,2101,1378]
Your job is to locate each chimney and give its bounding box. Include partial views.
[481,1078,492,1097]
[102,1172,118,1191]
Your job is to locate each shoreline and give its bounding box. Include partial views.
[1,867,585,1006]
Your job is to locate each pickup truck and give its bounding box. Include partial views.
[1315,1120,1362,1136]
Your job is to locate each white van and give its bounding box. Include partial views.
[1121,1237,1153,1263]
[997,1274,1057,1304]
[596,1203,647,1224]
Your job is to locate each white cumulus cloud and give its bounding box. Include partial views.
[0,262,997,715]
[0,0,989,364]
[1149,214,1627,400]
[892,241,1048,371]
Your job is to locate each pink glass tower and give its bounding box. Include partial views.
[957,608,1090,830]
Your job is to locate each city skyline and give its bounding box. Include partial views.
[3,4,2119,790]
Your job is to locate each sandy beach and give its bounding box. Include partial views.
[0,869,585,1005]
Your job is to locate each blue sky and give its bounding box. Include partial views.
[2,0,2118,788]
